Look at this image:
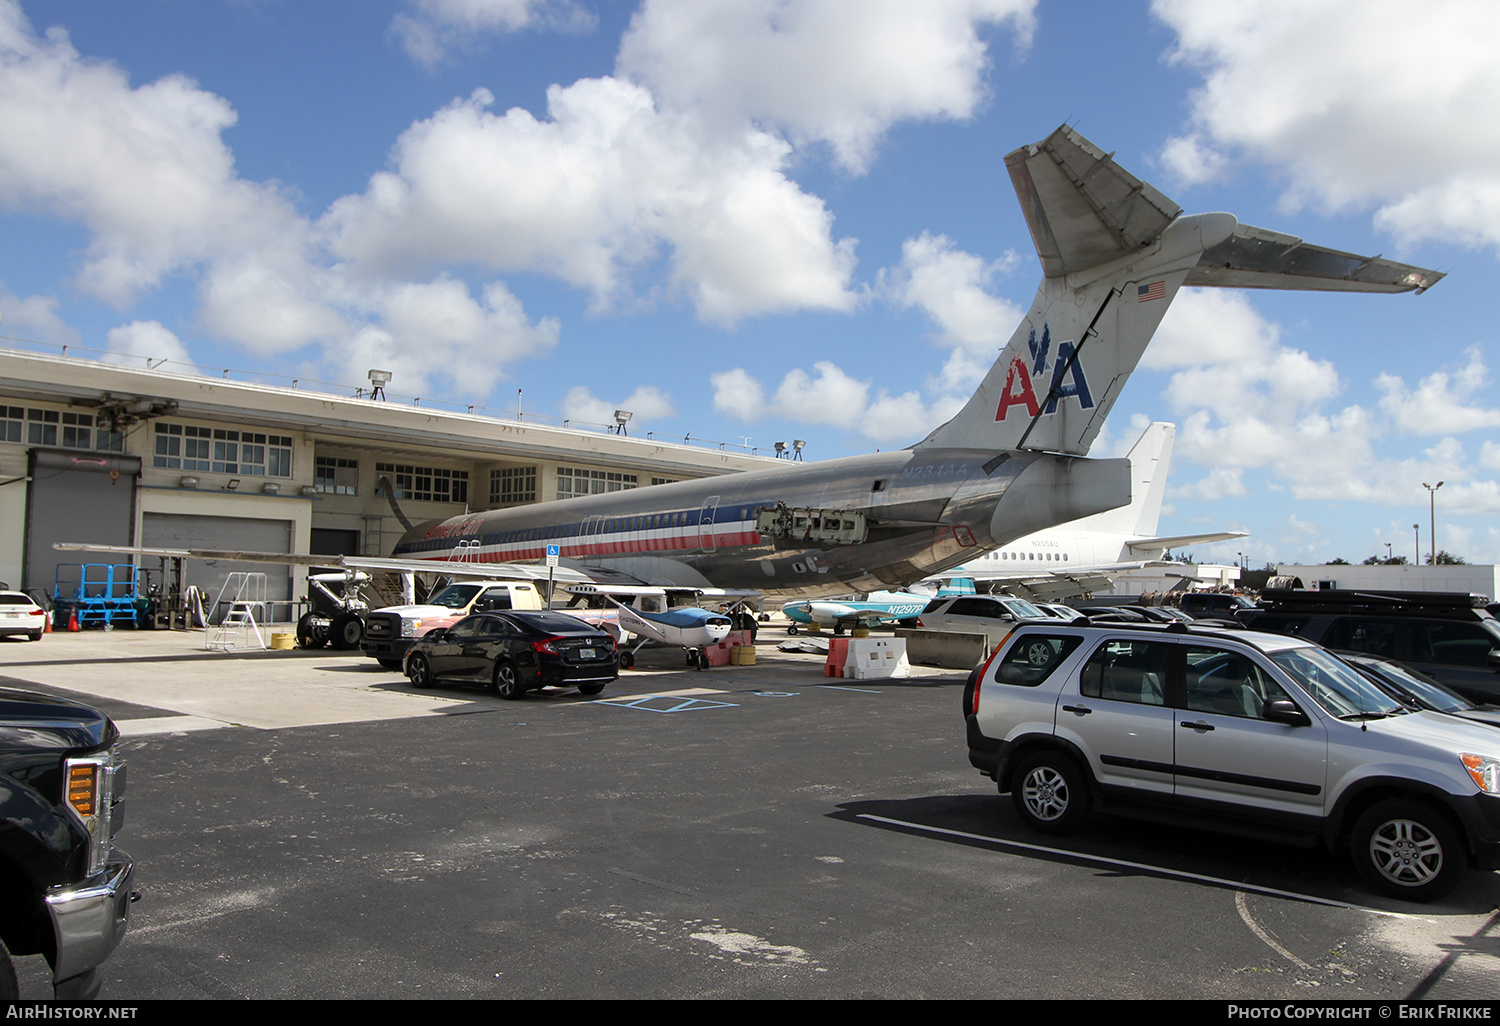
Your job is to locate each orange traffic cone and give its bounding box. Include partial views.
[43,612,52,633]
[67,610,79,632]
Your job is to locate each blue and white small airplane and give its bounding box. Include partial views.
[780,590,931,634]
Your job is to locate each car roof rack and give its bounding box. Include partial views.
[1256,588,1491,616]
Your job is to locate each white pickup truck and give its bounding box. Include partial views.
[359,581,544,668]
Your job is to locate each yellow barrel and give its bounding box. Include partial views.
[269,632,295,650]
[735,646,757,665]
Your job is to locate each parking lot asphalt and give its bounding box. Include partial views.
[3,626,1499,1000]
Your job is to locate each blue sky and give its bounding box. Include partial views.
[2,0,1498,568]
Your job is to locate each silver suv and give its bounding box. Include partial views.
[963,621,1500,902]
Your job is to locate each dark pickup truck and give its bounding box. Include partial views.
[0,687,134,999]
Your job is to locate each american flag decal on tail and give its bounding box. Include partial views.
[1137,281,1165,303]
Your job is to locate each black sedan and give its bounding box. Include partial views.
[403,611,618,699]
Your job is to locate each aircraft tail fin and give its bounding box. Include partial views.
[1070,422,1173,538]
[913,126,1442,456]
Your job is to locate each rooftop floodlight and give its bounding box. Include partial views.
[224,478,240,492]
[367,368,391,401]
[179,476,198,489]
[774,441,788,458]
[613,409,633,436]
[792,439,806,461]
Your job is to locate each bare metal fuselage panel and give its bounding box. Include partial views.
[394,446,1130,600]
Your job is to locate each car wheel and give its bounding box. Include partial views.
[295,612,327,649]
[330,612,363,650]
[27,631,41,642]
[406,654,435,688]
[1350,799,1465,902]
[1021,640,1054,667]
[577,682,606,696]
[1012,750,1090,834]
[494,661,526,700]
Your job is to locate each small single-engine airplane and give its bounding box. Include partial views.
[560,583,738,669]
[613,604,733,670]
[780,591,930,634]
[922,421,1246,601]
[385,126,1441,598]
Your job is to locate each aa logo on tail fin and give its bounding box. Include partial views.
[996,323,1095,422]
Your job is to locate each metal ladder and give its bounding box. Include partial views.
[206,572,268,651]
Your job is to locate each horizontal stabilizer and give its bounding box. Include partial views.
[1186,225,1445,293]
[1123,531,1248,558]
[1007,126,1183,278]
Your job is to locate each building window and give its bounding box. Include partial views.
[490,466,536,506]
[376,462,469,504]
[153,422,291,476]
[651,478,677,486]
[556,466,637,500]
[26,408,58,446]
[2,406,23,443]
[315,456,358,495]
[61,412,94,449]
[231,432,293,477]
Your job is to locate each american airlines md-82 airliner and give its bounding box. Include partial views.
[388,126,1440,601]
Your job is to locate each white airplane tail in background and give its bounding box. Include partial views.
[1072,422,1173,539]
[915,126,1444,456]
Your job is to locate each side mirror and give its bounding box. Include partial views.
[425,628,448,642]
[1263,699,1310,727]
[1487,649,1500,670]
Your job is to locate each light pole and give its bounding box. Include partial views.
[1385,542,1392,562]
[1413,523,1420,564]
[1422,481,1444,564]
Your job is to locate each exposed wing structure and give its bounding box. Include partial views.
[1186,225,1445,293]
[55,542,598,585]
[935,565,1154,603]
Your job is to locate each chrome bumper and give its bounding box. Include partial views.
[45,853,135,983]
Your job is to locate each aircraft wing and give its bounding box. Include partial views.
[54,542,597,584]
[925,562,1176,602]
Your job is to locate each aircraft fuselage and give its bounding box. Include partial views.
[393,445,1131,600]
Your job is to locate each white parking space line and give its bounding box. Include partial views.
[856,813,1429,918]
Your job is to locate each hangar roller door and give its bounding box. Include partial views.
[142,513,293,608]
[24,451,141,594]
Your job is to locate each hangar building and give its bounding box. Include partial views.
[0,346,781,608]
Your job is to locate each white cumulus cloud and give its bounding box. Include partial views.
[560,385,676,428]
[618,0,1036,173]
[103,321,196,371]
[323,81,859,325]
[1154,0,1500,250]
[393,1,595,68]
[880,231,1026,395]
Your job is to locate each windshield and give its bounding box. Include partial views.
[1003,598,1046,619]
[1269,647,1405,719]
[1359,661,1473,714]
[427,584,483,609]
